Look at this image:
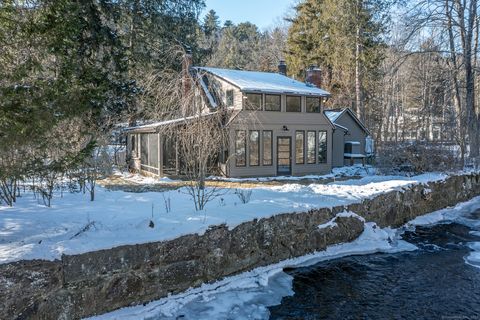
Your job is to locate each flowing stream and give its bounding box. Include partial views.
[269,221,480,319]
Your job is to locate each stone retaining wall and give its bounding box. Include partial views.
[1,173,480,319]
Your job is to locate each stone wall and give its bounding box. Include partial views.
[1,173,479,320]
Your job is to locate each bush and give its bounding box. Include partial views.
[235,189,253,204]
[376,142,459,174]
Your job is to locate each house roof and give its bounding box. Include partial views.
[324,110,344,123]
[334,123,349,131]
[194,67,331,97]
[124,112,218,134]
[324,108,371,135]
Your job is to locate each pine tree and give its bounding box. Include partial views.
[286,0,389,120]
[203,9,220,37]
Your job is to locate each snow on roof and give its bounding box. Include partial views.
[199,76,218,108]
[325,110,344,123]
[195,67,331,96]
[325,108,371,135]
[334,123,349,131]
[124,112,218,133]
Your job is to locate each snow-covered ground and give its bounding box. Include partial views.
[0,171,448,264]
[88,195,480,320]
[207,165,375,182]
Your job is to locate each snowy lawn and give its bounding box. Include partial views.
[104,165,375,190]
[0,170,448,264]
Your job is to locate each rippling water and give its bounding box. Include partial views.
[269,221,480,320]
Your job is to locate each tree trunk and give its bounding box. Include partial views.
[446,0,466,162]
[455,0,479,158]
[355,0,364,121]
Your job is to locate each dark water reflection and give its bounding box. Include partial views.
[269,223,480,320]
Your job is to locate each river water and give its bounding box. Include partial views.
[269,222,480,319]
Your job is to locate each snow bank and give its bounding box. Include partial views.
[405,196,480,269]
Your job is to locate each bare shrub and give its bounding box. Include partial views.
[235,188,253,204]
[173,113,229,211]
[162,193,171,213]
[376,142,459,174]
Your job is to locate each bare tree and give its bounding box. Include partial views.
[175,113,228,211]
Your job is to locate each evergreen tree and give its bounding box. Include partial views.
[203,9,220,37]
[286,0,390,120]
[0,0,206,204]
[208,22,263,70]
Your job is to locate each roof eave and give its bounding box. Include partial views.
[241,88,330,96]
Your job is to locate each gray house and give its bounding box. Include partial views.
[325,108,373,167]
[125,59,373,178]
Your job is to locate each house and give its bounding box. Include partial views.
[124,56,373,178]
[325,108,373,167]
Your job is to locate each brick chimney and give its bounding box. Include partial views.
[278,60,287,76]
[182,49,193,98]
[305,65,322,88]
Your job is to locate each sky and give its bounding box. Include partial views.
[203,0,296,30]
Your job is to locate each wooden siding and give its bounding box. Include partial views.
[334,112,368,166]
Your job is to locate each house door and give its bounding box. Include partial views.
[277,136,292,175]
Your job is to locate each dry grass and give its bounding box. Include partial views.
[98,173,362,193]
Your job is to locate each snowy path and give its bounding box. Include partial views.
[0,172,447,264]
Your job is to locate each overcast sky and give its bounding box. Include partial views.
[202,0,296,30]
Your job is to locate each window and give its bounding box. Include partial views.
[249,130,260,166]
[295,131,305,164]
[307,131,316,164]
[131,135,136,157]
[140,134,150,168]
[265,94,281,111]
[286,96,301,112]
[344,142,352,154]
[306,97,321,113]
[245,93,262,110]
[226,90,234,106]
[235,130,246,166]
[318,131,327,163]
[263,130,273,166]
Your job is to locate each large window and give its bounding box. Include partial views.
[286,96,301,112]
[295,131,305,164]
[318,131,327,163]
[306,97,321,113]
[226,90,234,106]
[265,94,281,111]
[235,130,246,166]
[263,130,273,166]
[307,131,316,164]
[249,130,260,166]
[245,93,262,110]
